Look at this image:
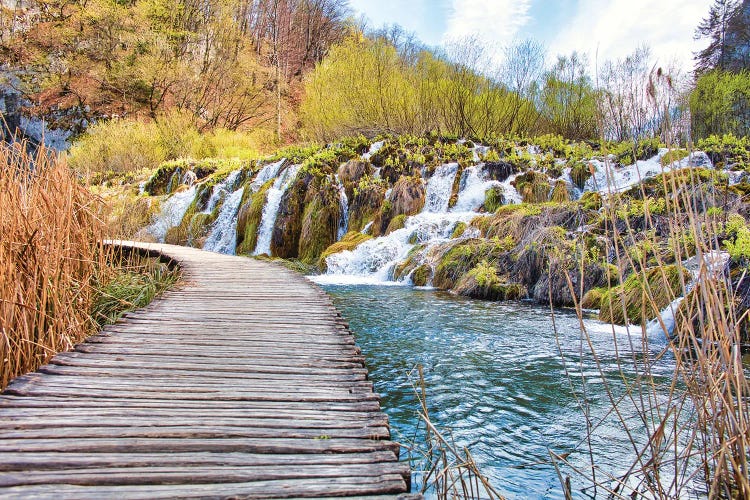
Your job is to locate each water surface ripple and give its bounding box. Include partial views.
[323,285,675,499]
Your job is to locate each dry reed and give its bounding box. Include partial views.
[0,141,105,390]
[556,149,750,498]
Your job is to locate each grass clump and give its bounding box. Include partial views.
[598,266,688,325]
[92,252,181,326]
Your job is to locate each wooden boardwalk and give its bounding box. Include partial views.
[0,242,412,499]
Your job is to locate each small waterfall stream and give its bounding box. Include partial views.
[145,186,197,242]
[204,170,242,213]
[337,176,349,240]
[423,163,458,213]
[202,186,245,255]
[254,164,301,256]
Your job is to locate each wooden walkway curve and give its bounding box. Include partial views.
[0,242,412,499]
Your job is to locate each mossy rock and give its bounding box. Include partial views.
[451,222,468,239]
[483,185,504,213]
[386,214,408,235]
[319,232,372,270]
[579,191,602,210]
[298,178,342,265]
[338,160,374,200]
[484,161,518,182]
[550,180,571,203]
[598,265,689,325]
[570,161,592,190]
[271,172,310,258]
[186,212,214,247]
[236,179,273,255]
[349,178,386,233]
[448,165,463,208]
[433,239,512,290]
[411,264,431,286]
[454,261,526,301]
[513,171,551,204]
[581,287,606,309]
[143,159,220,195]
[163,196,202,246]
[373,176,425,236]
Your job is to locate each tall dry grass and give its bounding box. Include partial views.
[556,151,750,498]
[0,141,105,389]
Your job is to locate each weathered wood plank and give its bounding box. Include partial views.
[0,241,409,498]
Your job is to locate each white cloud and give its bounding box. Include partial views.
[444,0,533,49]
[551,0,710,75]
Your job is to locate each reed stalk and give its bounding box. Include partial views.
[0,141,105,389]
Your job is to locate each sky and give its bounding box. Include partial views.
[348,0,711,74]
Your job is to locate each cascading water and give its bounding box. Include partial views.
[585,149,714,194]
[202,186,245,255]
[423,163,458,213]
[254,164,301,256]
[204,170,242,213]
[251,158,286,191]
[337,176,349,240]
[145,186,197,242]
[314,162,499,285]
[451,165,503,212]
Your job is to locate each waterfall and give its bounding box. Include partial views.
[145,186,197,242]
[423,163,459,213]
[337,176,349,240]
[500,173,523,204]
[451,165,503,213]
[202,186,245,255]
[254,164,301,256]
[583,149,714,194]
[318,212,474,285]
[315,160,492,285]
[251,159,286,192]
[204,170,242,213]
[362,141,384,160]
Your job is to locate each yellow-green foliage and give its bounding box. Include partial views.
[599,265,688,325]
[69,112,265,183]
[660,148,690,166]
[724,214,750,262]
[615,196,667,219]
[579,191,602,210]
[483,186,504,213]
[691,71,750,141]
[319,232,372,269]
[301,34,539,141]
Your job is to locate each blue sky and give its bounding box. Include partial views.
[348,0,711,73]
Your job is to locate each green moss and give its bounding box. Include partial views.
[598,265,689,325]
[570,161,592,190]
[433,239,511,289]
[513,171,551,204]
[484,185,504,213]
[411,265,431,286]
[660,148,689,166]
[453,260,526,301]
[298,178,341,265]
[319,232,372,268]
[236,179,274,255]
[550,181,571,203]
[579,191,602,210]
[386,214,407,234]
[451,222,468,239]
[581,287,606,309]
